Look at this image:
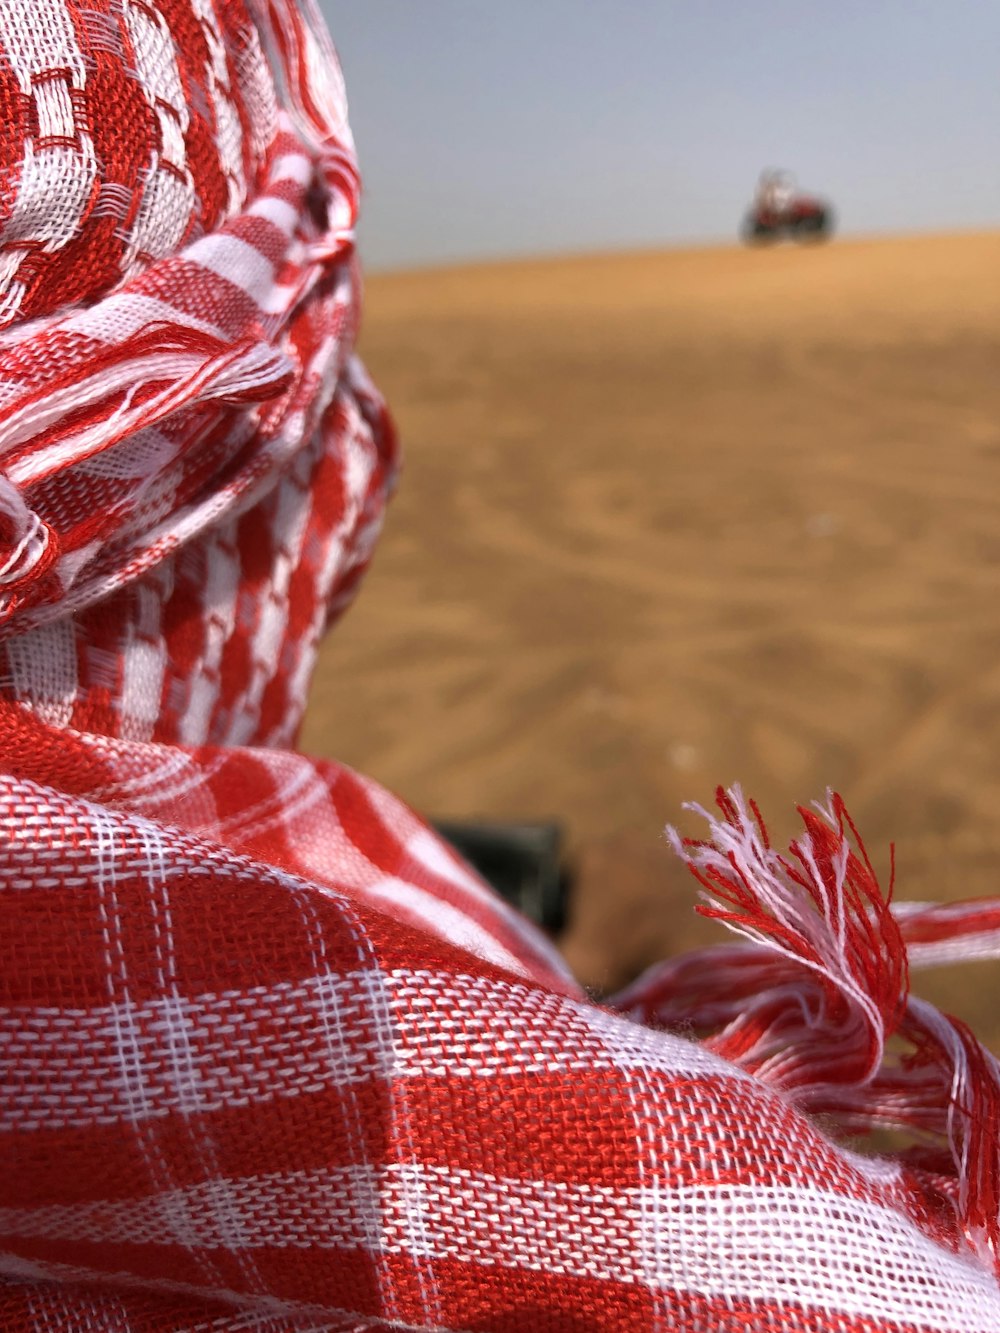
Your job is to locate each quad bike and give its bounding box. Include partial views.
[743,176,834,243]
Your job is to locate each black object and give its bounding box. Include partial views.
[433,820,570,934]
[742,202,834,243]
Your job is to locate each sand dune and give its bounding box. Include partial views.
[302,231,1000,1029]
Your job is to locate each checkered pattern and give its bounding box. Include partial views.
[3,0,1000,1329]
[0,0,354,637]
[0,0,271,323]
[4,749,1000,1331]
[0,352,396,748]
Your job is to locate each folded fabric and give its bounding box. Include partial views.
[2,1,1000,1329]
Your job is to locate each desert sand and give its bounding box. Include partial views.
[302,230,1000,1036]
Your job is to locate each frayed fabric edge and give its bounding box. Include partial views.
[612,785,1000,1273]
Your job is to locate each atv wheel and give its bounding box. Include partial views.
[743,214,777,245]
[793,207,832,241]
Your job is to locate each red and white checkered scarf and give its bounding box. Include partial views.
[2,2,1000,1328]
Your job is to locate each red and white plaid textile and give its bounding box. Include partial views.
[3,1,1000,1329]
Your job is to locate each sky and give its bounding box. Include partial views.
[324,2,1000,272]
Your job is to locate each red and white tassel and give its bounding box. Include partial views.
[614,786,1000,1272]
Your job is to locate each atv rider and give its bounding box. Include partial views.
[756,169,795,219]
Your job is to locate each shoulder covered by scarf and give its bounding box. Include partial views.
[2,1,1000,1329]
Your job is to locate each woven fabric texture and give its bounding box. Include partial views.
[3,1,1000,1330]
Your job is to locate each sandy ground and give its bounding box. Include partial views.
[302,231,1000,1038]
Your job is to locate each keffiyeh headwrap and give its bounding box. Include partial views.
[3,2,1000,1329]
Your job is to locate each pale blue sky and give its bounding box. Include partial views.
[325,2,1000,271]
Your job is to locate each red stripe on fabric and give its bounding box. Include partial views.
[0,70,30,236]
[2,1235,254,1305]
[382,1255,959,1333]
[17,38,127,311]
[399,1256,658,1333]
[0,330,111,392]
[395,1067,952,1237]
[152,536,230,741]
[28,474,137,548]
[0,814,380,1005]
[2,1078,398,1215]
[212,490,274,728]
[183,116,230,246]
[194,1081,395,1183]
[267,173,310,212]
[225,211,296,266]
[0,1268,954,1333]
[906,903,1000,942]
[0,884,123,1008]
[230,1246,383,1322]
[401,1069,647,1190]
[134,856,375,999]
[328,767,410,879]
[159,0,232,238]
[4,0,145,320]
[319,378,401,636]
[132,256,260,336]
[0,1282,279,1332]
[0,704,115,791]
[201,749,293,845]
[5,1120,174,1208]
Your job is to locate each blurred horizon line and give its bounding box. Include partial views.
[358,220,1000,280]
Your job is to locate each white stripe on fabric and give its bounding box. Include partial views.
[246,195,300,237]
[278,389,366,725]
[0,0,86,90]
[118,583,167,742]
[5,619,78,727]
[222,460,312,745]
[0,0,97,259]
[119,0,193,270]
[2,138,97,251]
[257,272,307,318]
[4,343,280,481]
[118,636,165,737]
[121,167,194,269]
[191,232,277,298]
[0,969,733,1131]
[76,427,176,482]
[0,971,389,1130]
[268,150,313,189]
[363,876,533,979]
[75,293,227,344]
[908,934,1000,967]
[2,1170,996,1330]
[405,827,497,903]
[631,1182,999,1330]
[33,76,74,136]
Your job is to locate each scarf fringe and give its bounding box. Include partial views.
[613,786,1000,1272]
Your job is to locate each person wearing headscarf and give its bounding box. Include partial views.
[2,2,1000,1328]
